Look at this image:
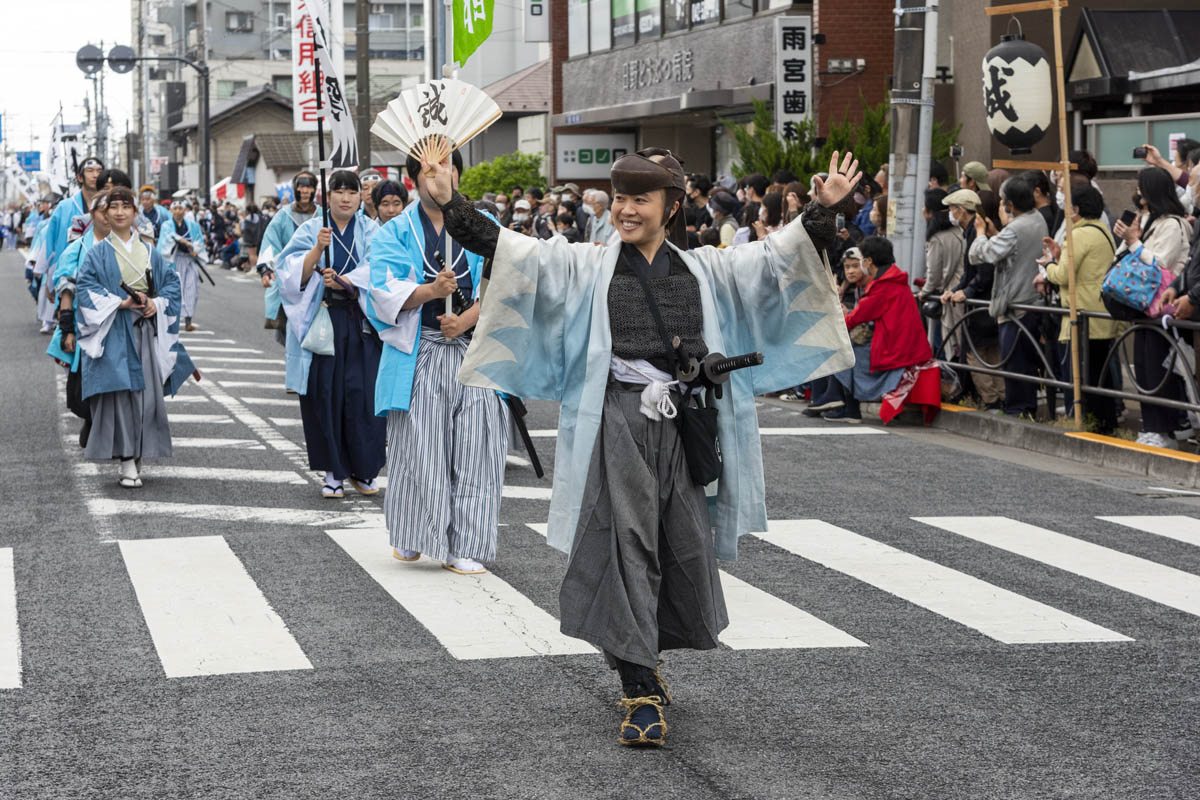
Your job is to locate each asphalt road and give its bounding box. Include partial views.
[1,248,1198,799]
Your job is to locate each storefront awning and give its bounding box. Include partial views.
[552,83,773,128]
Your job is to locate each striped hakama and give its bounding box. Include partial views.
[384,328,508,562]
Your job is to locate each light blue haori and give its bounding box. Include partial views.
[259,203,322,320]
[459,215,854,561]
[366,201,488,416]
[46,230,104,371]
[75,236,196,401]
[275,213,381,394]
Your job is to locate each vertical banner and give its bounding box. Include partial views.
[311,0,358,168]
[7,161,40,203]
[453,0,495,66]
[526,0,550,42]
[775,15,813,142]
[292,0,345,133]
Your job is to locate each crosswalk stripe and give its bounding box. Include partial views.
[119,536,313,678]
[916,516,1200,618]
[163,395,210,404]
[178,330,214,335]
[268,417,302,427]
[327,528,594,659]
[373,476,551,500]
[524,427,885,438]
[182,346,264,354]
[195,369,286,377]
[1098,516,1200,548]
[717,571,868,650]
[215,381,287,390]
[180,338,237,344]
[0,549,21,689]
[522,523,860,648]
[73,463,307,484]
[168,414,233,424]
[89,498,363,526]
[172,437,265,449]
[193,380,302,453]
[758,521,1130,644]
[239,396,299,407]
[191,357,285,365]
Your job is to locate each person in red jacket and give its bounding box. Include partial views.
[823,236,939,423]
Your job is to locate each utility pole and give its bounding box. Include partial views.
[356,0,371,170]
[140,0,151,187]
[198,0,211,201]
[887,0,938,284]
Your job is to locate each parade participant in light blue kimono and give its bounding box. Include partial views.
[48,191,113,447]
[367,148,508,577]
[24,222,48,306]
[34,158,106,332]
[75,186,195,489]
[276,170,385,499]
[258,171,321,330]
[137,185,170,242]
[158,200,207,331]
[427,149,860,746]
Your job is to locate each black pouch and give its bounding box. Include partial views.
[676,393,721,485]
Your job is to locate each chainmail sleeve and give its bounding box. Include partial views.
[438,191,499,259]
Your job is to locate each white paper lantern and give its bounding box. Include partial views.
[981,34,1052,155]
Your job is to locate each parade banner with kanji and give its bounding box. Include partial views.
[775,16,813,143]
[453,0,495,67]
[291,0,346,135]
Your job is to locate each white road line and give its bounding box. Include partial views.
[163,395,211,404]
[759,521,1130,644]
[524,427,885,438]
[195,379,302,453]
[268,417,302,427]
[172,437,265,450]
[0,549,21,689]
[168,414,234,424]
[506,454,531,468]
[239,396,298,407]
[522,523,861,649]
[215,381,288,390]
[180,338,238,344]
[178,330,214,335]
[718,571,868,650]
[917,516,1200,618]
[89,498,368,526]
[197,369,286,377]
[191,356,285,365]
[119,536,312,678]
[73,463,307,485]
[372,476,551,500]
[327,528,594,659]
[181,346,265,354]
[1099,516,1200,548]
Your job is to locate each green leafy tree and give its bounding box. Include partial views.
[724,100,824,179]
[458,151,547,200]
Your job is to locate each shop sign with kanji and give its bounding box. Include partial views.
[774,16,813,143]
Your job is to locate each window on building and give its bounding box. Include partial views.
[568,0,589,58]
[369,12,396,30]
[663,0,688,34]
[691,0,720,27]
[274,11,288,30]
[149,33,166,46]
[636,0,661,39]
[272,75,293,99]
[723,0,754,21]
[589,0,611,51]
[216,79,249,100]
[225,11,253,32]
[612,0,636,47]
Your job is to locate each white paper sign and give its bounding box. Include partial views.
[775,16,813,143]
[292,0,345,133]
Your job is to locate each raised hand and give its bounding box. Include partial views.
[421,155,455,206]
[812,151,863,209]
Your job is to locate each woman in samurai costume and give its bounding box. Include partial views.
[421,149,860,745]
[258,171,321,331]
[74,186,196,488]
[47,191,113,447]
[366,148,508,576]
[157,201,206,332]
[275,170,386,499]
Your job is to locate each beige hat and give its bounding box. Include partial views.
[943,188,981,212]
[961,162,991,192]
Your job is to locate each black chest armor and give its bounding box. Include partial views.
[608,246,706,374]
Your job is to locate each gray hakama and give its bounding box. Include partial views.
[176,256,200,319]
[558,382,729,669]
[85,321,173,461]
[383,329,509,562]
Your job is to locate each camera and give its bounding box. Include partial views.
[1133,146,1148,159]
[949,144,964,159]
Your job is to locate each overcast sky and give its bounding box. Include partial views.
[1,1,133,157]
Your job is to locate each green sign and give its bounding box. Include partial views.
[453,0,495,66]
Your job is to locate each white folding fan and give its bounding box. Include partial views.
[371,78,502,167]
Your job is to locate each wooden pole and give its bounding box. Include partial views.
[1052,0,1083,429]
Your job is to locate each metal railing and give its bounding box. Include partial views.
[932,298,1200,417]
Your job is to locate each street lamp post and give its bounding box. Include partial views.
[76,44,211,204]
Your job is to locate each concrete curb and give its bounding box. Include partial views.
[931,406,1200,488]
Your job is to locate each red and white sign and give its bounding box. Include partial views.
[150,156,169,176]
[291,0,346,132]
[212,177,246,202]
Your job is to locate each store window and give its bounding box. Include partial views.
[637,0,661,39]
[724,0,754,21]
[691,0,719,27]
[590,0,612,51]
[612,0,636,47]
[663,0,689,34]
[568,0,590,57]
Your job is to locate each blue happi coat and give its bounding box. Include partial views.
[41,192,87,273]
[45,231,103,371]
[459,215,855,560]
[75,238,196,401]
[275,213,381,394]
[156,216,205,260]
[259,203,322,320]
[366,201,489,415]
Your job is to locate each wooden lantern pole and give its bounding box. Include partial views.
[986,0,1082,429]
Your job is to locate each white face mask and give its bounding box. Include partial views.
[513,212,530,223]
[496,202,507,210]
[948,207,961,226]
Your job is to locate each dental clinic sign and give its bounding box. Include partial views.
[555,133,636,180]
[775,15,813,142]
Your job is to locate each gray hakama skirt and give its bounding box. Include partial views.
[85,321,173,461]
[559,382,729,669]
